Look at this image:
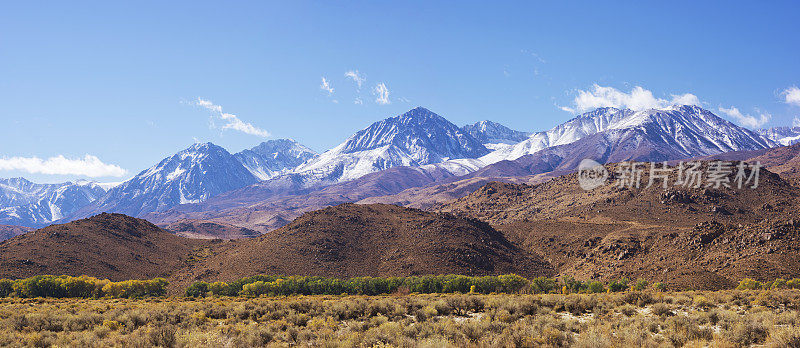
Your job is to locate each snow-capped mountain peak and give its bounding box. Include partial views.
[82,142,259,217]
[758,126,800,146]
[234,139,317,180]
[461,120,531,147]
[293,107,489,184]
[481,105,776,164]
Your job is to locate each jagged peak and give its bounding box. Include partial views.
[183,142,225,153]
[246,138,315,154]
[390,106,449,125]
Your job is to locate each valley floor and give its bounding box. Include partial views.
[1,291,799,347]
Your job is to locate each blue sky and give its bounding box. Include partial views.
[1,1,799,183]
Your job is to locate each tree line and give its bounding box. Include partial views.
[0,275,168,298]
[2,274,799,298]
[184,275,664,297]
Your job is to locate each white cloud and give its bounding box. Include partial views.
[0,155,127,177]
[344,70,366,89]
[782,86,800,106]
[558,105,576,113]
[563,84,700,113]
[397,97,410,103]
[194,97,270,138]
[718,106,771,128]
[670,93,701,106]
[320,77,334,95]
[373,83,390,105]
[793,117,800,128]
[354,97,363,105]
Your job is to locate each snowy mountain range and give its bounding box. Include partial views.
[461,120,531,149]
[758,126,800,146]
[480,105,776,164]
[0,178,107,227]
[235,139,317,180]
[291,107,489,185]
[0,104,788,230]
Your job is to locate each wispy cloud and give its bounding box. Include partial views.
[521,49,546,63]
[718,106,771,128]
[344,70,366,89]
[0,155,127,177]
[782,86,800,106]
[561,84,700,113]
[372,83,390,105]
[354,97,363,105]
[320,77,334,95]
[793,117,800,128]
[194,97,270,137]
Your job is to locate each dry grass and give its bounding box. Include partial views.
[0,290,798,347]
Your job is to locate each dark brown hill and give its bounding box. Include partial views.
[441,162,800,290]
[687,142,800,180]
[746,142,800,179]
[162,220,260,239]
[0,224,32,242]
[171,203,553,286]
[0,213,208,280]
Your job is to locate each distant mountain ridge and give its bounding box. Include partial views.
[481,105,776,164]
[759,126,800,146]
[0,178,107,227]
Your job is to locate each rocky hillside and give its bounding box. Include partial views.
[440,162,800,290]
[0,213,208,280]
[170,204,553,286]
[161,220,261,239]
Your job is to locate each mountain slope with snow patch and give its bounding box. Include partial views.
[73,142,258,218]
[292,107,489,185]
[0,178,107,227]
[234,139,317,180]
[482,105,776,164]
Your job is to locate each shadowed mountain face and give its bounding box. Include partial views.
[440,162,800,290]
[0,224,32,242]
[0,213,208,281]
[169,203,553,286]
